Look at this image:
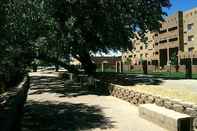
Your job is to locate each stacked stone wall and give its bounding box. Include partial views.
[104,84,197,130]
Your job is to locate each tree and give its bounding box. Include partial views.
[43,0,171,74]
[0,0,171,90]
[170,52,179,72]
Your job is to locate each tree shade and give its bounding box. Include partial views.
[0,0,171,89]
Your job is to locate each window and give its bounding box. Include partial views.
[169,37,178,42]
[168,26,178,31]
[155,43,159,46]
[159,29,167,34]
[159,40,167,44]
[140,46,143,50]
[155,52,159,55]
[188,47,194,52]
[187,23,194,31]
[188,35,194,41]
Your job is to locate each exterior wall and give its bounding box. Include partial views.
[122,8,197,72]
[154,11,184,67]
[122,32,156,66]
[183,8,197,53]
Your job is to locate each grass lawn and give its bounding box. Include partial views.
[129,85,197,104]
[125,70,197,79]
[95,71,197,104]
[96,70,197,79]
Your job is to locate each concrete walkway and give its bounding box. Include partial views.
[21,72,167,131]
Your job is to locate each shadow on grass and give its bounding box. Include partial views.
[95,72,163,86]
[22,101,114,131]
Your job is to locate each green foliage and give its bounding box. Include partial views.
[0,0,43,88]
[170,52,178,65]
[124,58,131,65]
[0,0,171,89]
[43,0,170,73]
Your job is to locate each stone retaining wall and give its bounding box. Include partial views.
[102,83,197,130]
[0,76,30,131]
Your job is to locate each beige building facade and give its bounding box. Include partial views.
[123,8,197,71]
[122,32,156,65]
[155,11,184,67]
[179,8,197,61]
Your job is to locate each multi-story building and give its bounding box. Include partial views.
[122,32,155,65]
[183,8,197,53]
[153,11,184,67]
[123,8,197,72]
[179,8,197,63]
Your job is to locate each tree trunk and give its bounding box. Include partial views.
[74,52,96,75]
[142,60,148,75]
[55,64,59,72]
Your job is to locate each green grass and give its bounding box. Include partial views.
[96,70,197,79]
[130,86,197,104]
[149,72,197,79]
[119,69,197,79]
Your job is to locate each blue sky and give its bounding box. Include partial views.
[164,0,197,15]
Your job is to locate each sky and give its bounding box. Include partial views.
[164,0,197,15]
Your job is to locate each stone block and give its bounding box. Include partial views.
[192,105,197,110]
[138,98,145,104]
[173,104,185,113]
[185,108,197,117]
[181,102,194,108]
[155,97,164,106]
[146,95,155,103]
[193,117,197,129]
[129,92,135,98]
[139,104,193,131]
[164,100,173,109]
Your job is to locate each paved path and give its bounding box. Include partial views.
[21,72,167,131]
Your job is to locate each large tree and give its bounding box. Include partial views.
[43,0,171,74]
[0,0,171,90]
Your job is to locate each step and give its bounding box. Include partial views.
[139,104,193,131]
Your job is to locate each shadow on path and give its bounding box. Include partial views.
[29,76,105,97]
[22,101,114,131]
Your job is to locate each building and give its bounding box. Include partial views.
[154,11,184,67]
[179,8,197,64]
[92,56,122,72]
[123,11,184,68]
[123,8,197,72]
[122,32,155,66]
[183,8,197,53]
